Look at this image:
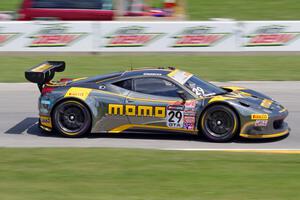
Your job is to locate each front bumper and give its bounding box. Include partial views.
[239,109,289,139]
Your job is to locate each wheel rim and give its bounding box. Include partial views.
[205,110,235,138]
[56,103,86,134]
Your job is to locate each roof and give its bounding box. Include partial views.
[70,67,176,85]
[121,68,172,78]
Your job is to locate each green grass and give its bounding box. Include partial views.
[2,0,300,20]
[0,148,299,200]
[1,54,300,82]
[0,0,20,11]
[186,0,300,20]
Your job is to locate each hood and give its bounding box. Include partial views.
[219,86,285,112]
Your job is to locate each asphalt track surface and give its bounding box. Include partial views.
[0,82,299,150]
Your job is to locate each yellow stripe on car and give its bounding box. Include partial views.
[31,63,52,72]
[221,86,246,91]
[109,124,197,134]
[261,99,273,108]
[240,130,289,139]
[279,108,287,113]
[72,77,88,82]
[208,96,235,103]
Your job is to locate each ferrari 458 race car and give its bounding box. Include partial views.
[25,61,289,142]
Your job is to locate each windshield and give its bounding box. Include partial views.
[184,75,227,97]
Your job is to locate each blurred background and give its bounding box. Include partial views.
[0,0,299,82]
[0,2,300,200]
[1,0,299,21]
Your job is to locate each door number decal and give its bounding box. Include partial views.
[167,110,183,128]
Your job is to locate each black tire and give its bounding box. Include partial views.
[200,105,239,142]
[52,100,91,137]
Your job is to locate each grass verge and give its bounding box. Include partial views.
[0,148,299,200]
[1,54,300,82]
[186,0,300,20]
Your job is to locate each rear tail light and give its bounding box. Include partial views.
[60,78,73,82]
[42,87,54,95]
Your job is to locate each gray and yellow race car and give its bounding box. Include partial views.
[25,61,289,142]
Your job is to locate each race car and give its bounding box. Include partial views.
[25,61,289,142]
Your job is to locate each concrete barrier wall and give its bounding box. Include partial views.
[0,21,300,52]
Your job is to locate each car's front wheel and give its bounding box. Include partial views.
[200,105,239,142]
[52,100,91,137]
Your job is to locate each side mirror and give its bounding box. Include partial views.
[177,90,187,104]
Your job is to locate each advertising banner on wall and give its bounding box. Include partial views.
[0,21,94,52]
[241,21,300,51]
[1,21,300,52]
[99,21,237,52]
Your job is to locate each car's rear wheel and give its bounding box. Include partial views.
[52,100,91,137]
[200,105,239,142]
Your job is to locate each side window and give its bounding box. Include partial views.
[113,79,133,91]
[134,78,182,98]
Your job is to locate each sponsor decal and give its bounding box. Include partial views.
[143,73,162,76]
[105,26,163,47]
[184,100,196,110]
[65,87,92,101]
[184,110,196,117]
[166,100,197,129]
[172,26,230,47]
[28,24,86,47]
[184,116,195,123]
[261,99,273,109]
[183,103,196,130]
[251,114,269,120]
[0,27,19,46]
[255,120,268,127]
[167,100,196,110]
[41,100,51,105]
[40,115,52,128]
[167,104,184,111]
[40,100,51,114]
[108,104,166,118]
[183,122,195,130]
[245,25,300,46]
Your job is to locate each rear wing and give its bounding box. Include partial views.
[25,61,65,92]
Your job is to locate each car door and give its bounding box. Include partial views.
[125,77,196,131]
[92,79,131,132]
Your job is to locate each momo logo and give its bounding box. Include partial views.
[105,26,163,47]
[29,24,86,47]
[108,104,166,118]
[172,26,230,47]
[0,28,19,46]
[245,25,300,46]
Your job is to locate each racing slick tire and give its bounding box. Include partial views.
[200,105,239,142]
[52,100,92,137]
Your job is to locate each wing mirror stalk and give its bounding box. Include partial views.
[177,90,187,104]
